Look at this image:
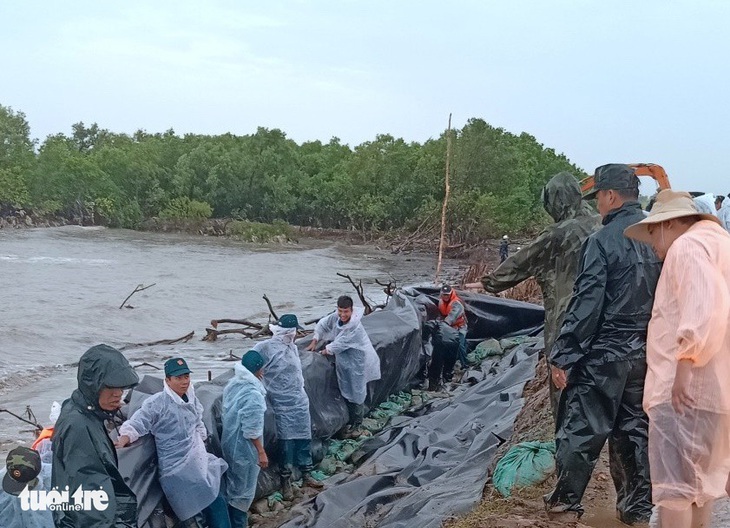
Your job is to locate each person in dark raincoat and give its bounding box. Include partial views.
[422,319,460,392]
[499,235,510,262]
[468,172,600,416]
[52,344,140,528]
[544,164,661,524]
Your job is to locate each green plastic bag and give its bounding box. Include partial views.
[266,492,283,507]
[467,338,504,365]
[493,441,556,497]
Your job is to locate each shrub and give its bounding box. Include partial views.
[159,197,213,220]
[226,219,292,243]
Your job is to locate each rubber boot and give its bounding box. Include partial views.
[427,378,442,392]
[281,475,294,501]
[228,505,248,528]
[302,472,324,489]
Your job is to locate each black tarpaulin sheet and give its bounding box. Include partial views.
[118,290,544,527]
[282,342,541,528]
[119,290,426,523]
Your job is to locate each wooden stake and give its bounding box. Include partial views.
[435,114,453,284]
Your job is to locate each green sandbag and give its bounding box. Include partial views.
[467,338,504,365]
[308,470,328,481]
[379,401,405,413]
[370,409,393,420]
[333,439,361,461]
[362,417,388,432]
[318,456,338,475]
[493,441,556,497]
[267,492,283,507]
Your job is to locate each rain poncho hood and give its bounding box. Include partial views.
[314,307,381,405]
[253,326,312,440]
[52,344,139,528]
[542,171,583,223]
[119,379,227,521]
[693,194,717,216]
[482,172,600,367]
[221,362,267,512]
[0,463,53,528]
[77,343,140,416]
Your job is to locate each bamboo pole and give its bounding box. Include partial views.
[435,114,453,284]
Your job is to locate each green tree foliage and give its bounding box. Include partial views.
[1,104,587,238]
[159,196,213,220]
[0,105,35,206]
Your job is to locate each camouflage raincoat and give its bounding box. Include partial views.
[480,172,600,361]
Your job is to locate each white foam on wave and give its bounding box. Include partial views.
[0,363,75,396]
[0,255,112,265]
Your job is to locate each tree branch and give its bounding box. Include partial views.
[262,294,279,321]
[337,273,373,314]
[0,408,42,432]
[119,283,157,309]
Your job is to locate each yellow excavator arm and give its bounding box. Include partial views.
[581,163,672,195]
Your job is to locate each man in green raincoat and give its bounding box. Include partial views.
[466,172,600,416]
[52,344,140,528]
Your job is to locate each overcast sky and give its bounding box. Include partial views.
[1,1,728,193]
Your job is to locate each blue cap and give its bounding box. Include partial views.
[277,314,303,330]
[241,350,265,374]
[164,358,191,377]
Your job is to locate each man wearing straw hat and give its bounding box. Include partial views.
[544,164,660,524]
[625,189,730,528]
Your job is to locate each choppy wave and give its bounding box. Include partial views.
[0,363,77,396]
[0,255,112,265]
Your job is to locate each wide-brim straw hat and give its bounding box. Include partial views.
[624,189,722,244]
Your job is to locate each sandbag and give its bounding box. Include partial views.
[493,441,556,497]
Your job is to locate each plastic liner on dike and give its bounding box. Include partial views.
[117,289,545,527]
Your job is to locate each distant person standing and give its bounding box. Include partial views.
[716,194,730,231]
[499,235,510,263]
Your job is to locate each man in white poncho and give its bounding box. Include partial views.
[307,295,381,437]
[252,314,323,500]
[116,357,229,528]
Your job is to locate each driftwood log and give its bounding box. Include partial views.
[119,331,195,351]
